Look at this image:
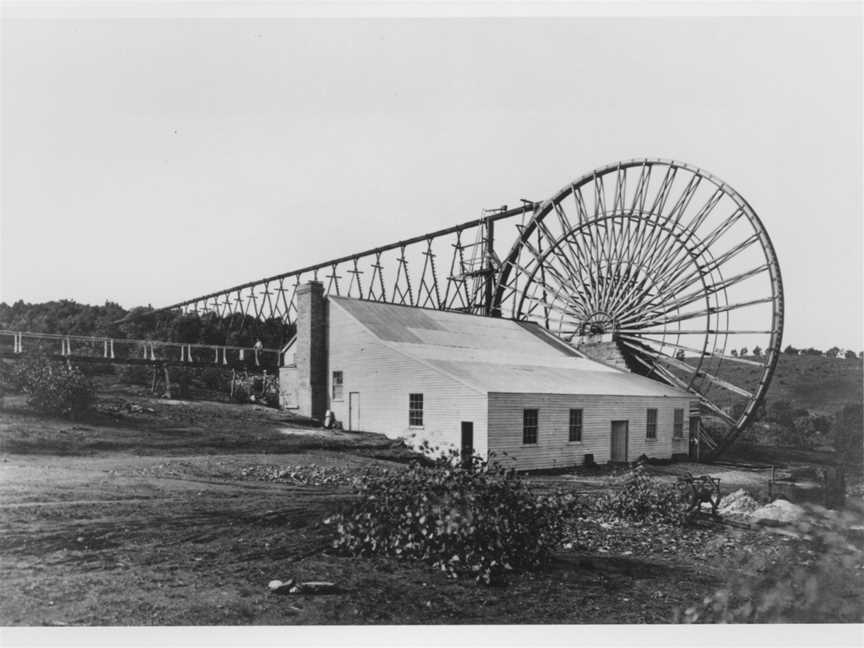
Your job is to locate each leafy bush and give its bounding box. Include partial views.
[325,451,578,584]
[13,355,95,419]
[593,467,687,525]
[833,403,863,467]
[677,504,864,622]
[117,362,152,386]
[199,367,226,390]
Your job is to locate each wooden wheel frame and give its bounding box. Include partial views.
[493,158,784,458]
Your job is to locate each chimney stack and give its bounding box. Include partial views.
[295,280,327,421]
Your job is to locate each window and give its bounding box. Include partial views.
[646,408,658,439]
[409,393,424,427]
[332,371,343,400]
[673,408,684,438]
[569,408,583,442]
[523,408,538,444]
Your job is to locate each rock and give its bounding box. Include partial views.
[749,499,806,526]
[268,579,295,594]
[288,581,338,595]
[718,489,760,516]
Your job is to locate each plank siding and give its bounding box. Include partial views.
[487,393,691,471]
[327,299,489,457]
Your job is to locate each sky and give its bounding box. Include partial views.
[1,3,862,350]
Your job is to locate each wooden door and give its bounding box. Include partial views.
[610,420,628,463]
[460,422,474,468]
[348,392,360,432]
[689,416,701,460]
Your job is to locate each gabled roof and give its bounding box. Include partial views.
[329,296,690,399]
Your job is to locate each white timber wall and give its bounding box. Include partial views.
[487,393,692,471]
[327,300,489,457]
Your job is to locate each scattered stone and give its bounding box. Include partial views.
[268,579,295,594]
[288,581,339,595]
[749,499,806,526]
[718,489,760,516]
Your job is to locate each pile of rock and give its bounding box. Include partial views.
[717,488,761,517]
[748,499,806,526]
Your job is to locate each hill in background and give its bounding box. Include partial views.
[710,353,862,417]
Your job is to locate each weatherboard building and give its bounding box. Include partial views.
[279,281,692,470]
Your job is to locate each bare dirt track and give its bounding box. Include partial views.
[0,388,857,626]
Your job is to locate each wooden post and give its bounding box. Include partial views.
[163,365,172,399]
[151,366,158,394]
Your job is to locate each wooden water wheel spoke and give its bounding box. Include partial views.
[495,158,784,458]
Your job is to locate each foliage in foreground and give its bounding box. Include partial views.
[2,354,95,419]
[677,503,864,623]
[325,451,578,584]
[592,466,688,525]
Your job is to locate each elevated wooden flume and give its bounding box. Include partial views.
[76,159,792,458]
[0,330,281,370]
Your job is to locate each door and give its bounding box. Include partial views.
[689,416,701,460]
[460,422,474,468]
[348,392,360,432]
[610,420,629,463]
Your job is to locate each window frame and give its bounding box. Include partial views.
[331,370,344,401]
[408,393,424,428]
[568,408,583,443]
[673,408,684,439]
[522,408,539,445]
[646,408,658,440]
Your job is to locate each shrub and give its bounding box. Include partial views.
[117,363,153,386]
[833,403,863,467]
[199,367,225,390]
[593,467,687,525]
[325,451,578,584]
[677,505,864,622]
[14,355,95,419]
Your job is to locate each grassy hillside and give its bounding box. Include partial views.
[765,354,863,414]
[704,354,862,416]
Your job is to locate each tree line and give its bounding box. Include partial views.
[0,299,295,349]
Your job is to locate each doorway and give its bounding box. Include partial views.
[348,392,360,431]
[610,420,629,463]
[460,422,474,468]
[689,416,701,460]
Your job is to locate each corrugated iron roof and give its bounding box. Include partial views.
[329,296,690,398]
[425,360,688,397]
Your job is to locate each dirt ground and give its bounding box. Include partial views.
[0,388,857,625]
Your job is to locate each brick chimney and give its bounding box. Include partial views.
[294,280,327,421]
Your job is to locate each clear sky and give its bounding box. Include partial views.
[1,4,862,350]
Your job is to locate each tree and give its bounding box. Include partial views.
[802,347,822,356]
[826,346,840,358]
[740,347,748,357]
[753,346,763,357]
[832,403,863,467]
[845,350,858,360]
[731,349,738,357]
[784,345,799,355]
[768,400,795,427]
